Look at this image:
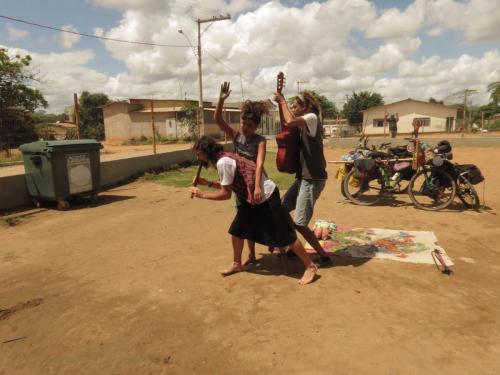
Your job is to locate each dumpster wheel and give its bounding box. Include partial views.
[32,197,42,208]
[57,199,70,211]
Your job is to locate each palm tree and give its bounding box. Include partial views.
[487,82,500,105]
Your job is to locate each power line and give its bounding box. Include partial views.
[0,14,191,48]
[202,48,269,92]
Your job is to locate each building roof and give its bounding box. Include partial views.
[361,98,456,112]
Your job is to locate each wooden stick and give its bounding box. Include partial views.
[151,100,157,155]
[73,93,80,139]
[383,106,387,138]
[191,162,203,199]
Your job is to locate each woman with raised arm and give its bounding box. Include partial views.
[215,82,268,266]
[189,136,318,285]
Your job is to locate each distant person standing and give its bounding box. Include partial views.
[386,113,399,138]
[412,118,421,138]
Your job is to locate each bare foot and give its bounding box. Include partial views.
[299,263,318,285]
[219,262,243,277]
[242,257,258,267]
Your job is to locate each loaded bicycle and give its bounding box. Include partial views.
[339,137,457,211]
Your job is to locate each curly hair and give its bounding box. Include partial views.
[292,91,322,118]
[192,136,223,165]
[240,100,269,124]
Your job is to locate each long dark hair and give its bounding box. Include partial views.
[193,136,223,166]
[292,91,322,121]
[240,100,269,124]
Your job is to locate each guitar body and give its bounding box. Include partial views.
[275,71,301,174]
[276,126,300,174]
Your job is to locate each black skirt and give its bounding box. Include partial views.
[228,188,297,247]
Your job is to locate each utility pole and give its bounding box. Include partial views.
[239,73,245,101]
[150,101,157,154]
[462,91,467,137]
[296,80,309,94]
[196,15,231,136]
[73,93,80,139]
[444,89,477,137]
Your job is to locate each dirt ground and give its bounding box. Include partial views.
[1,147,499,375]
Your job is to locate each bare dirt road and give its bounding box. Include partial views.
[1,147,499,374]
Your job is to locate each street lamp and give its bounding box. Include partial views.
[177,29,196,56]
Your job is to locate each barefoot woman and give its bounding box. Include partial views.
[189,136,318,285]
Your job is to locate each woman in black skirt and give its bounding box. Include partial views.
[189,136,317,285]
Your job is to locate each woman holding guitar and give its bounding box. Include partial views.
[274,87,331,266]
[214,81,268,266]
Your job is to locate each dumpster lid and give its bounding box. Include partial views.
[20,140,103,153]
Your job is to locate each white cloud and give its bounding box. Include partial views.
[90,0,171,13]
[377,51,500,105]
[2,45,109,111]
[427,0,500,42]
[93,27,105,37]
[366,0,426,39]
[426,27,443,36]
[6,25,30,39]
[59,24,81,49]
[5,0,499,112]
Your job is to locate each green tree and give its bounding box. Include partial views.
[0,48,47,111]
[429,97,444,104]
[342,91,384,126]
[487,82,500,105]
[308,90,338,119]
[31,110,68,124]
[0,48,47,148]
[180,103,198,140]
[79,91,110,140]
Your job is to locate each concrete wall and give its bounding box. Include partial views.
[363,101,457,135]
[0,144,232,212]
[103,103,132,140]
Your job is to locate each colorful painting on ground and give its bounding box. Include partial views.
[305,223,453,266]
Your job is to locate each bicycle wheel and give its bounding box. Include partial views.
[342,168,384,206]
[456,175,480,209]
[340,164,353,198]
[408,168,456,211]
[340,176,347,198]
[391,178,410,194]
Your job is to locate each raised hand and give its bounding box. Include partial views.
[219,82,231,101]
[274,92,285,103]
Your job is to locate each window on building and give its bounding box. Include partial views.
[415,117,430,127]
[373,119,384,127]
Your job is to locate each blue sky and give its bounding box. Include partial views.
[1,0,499,111]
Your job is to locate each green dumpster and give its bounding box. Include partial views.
[19,140,103,209]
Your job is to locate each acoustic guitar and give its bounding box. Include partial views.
[275,72,300,174]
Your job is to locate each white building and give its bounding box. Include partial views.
[361,99,457,135]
